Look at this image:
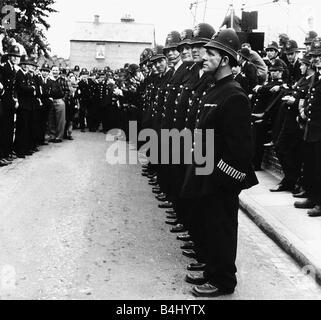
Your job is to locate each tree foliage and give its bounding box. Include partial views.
[2,0,57,57]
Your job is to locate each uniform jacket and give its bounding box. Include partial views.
[181,74,258,198]
[76,79,93,104]
[151,68,174,132]
[0,61,17,106]
[241,60,258,92]
[161,61,192,129]
[15,69,36,111]
[287,59,302,86]
[304,73,321,143]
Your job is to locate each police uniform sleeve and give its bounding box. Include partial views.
[214,93,253,188]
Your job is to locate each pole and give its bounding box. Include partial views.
[231,3,234,30]
[203,0,208,22]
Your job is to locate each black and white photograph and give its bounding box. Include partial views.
[0,0,321,306]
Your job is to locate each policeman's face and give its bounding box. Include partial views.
[179,45,193,62]
[266,49,277,60]
[306,44,312,52]
[300,63,308,75]
[155,58,167,74]
[10,55,20,65]
[29,65,37,73]
[203,49,224,73]
[286,52,298,64]
[165,48,180,63]
[192,44,206,63]
[21,64,28,72]
[270,70,282,80]
[41,70,49,78]
[232,65,241,76]
[151,63,159,75]
[311,54,321,68]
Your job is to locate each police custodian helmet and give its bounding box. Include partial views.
[204,28,241,63]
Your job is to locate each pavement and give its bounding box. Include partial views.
[240,170,321,286]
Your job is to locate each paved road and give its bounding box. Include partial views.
[0,131,320,300]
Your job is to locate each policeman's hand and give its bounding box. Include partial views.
[270,85,280,93]
[253,85,262,93]
[282,95,295,104]
[0,82,3,91]
[14,100,19,109]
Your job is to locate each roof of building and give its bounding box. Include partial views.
[71,21,155,44]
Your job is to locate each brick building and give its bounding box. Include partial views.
[69,15,155,70]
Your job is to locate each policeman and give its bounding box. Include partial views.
[95,70,112,134]
[0,67,6,166]
[264,41,289,82]
[75,68,91,132]
[14,56,38,157]
[181,29,258,297]
[251,60,288,172]
[36,63,51,146]
[294,38,321,217]
[177,29,194,63]
[166,23,216,236]
[0,45,21,162]
[86,70,99,132]
[304,31,318,53]
[284,40,302,85]
[147,45,174,195]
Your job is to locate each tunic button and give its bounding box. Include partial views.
[174,118,176,122]
[185,118,188,121]
[187,109,190,112]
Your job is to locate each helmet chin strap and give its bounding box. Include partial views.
[210,57,224,80]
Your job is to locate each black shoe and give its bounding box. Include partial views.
[185,273,208,285]
[192,283,234,298]
[81,129,86,133]
[269,184,293,192]
[156,196,167,202]
[177,234,191,241]
[0,159,9,167]
[65,136,74,140]
[308,205,321,217]
[54,139,63,143]
[165,220,179,226]
[48,138,56,143]
[153,190,162,195]
[166,214,178,220]
[294,199,316,209]
[293,190,308,198]
[25,151,33,156]
[16,153,26,159]
[149,182,159,186]
[166,209,176,214]
[182,249,197,259]
[170,224,186,233]
[187,262,206,271]
[159,202,173,209]
[181,241,195,250]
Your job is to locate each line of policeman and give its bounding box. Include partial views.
[137,23,321,297]
[138,24,258,298]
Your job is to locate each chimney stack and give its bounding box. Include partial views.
[94,15,100,24]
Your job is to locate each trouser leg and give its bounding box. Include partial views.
[55,100,66,140]
[202,192,239,291]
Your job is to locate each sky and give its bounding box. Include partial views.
[45,0,321,58]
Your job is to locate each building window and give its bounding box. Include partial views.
[96,44,105,59]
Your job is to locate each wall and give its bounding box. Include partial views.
[69,41,151,70]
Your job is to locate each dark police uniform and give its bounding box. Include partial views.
[181,30,258,295]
